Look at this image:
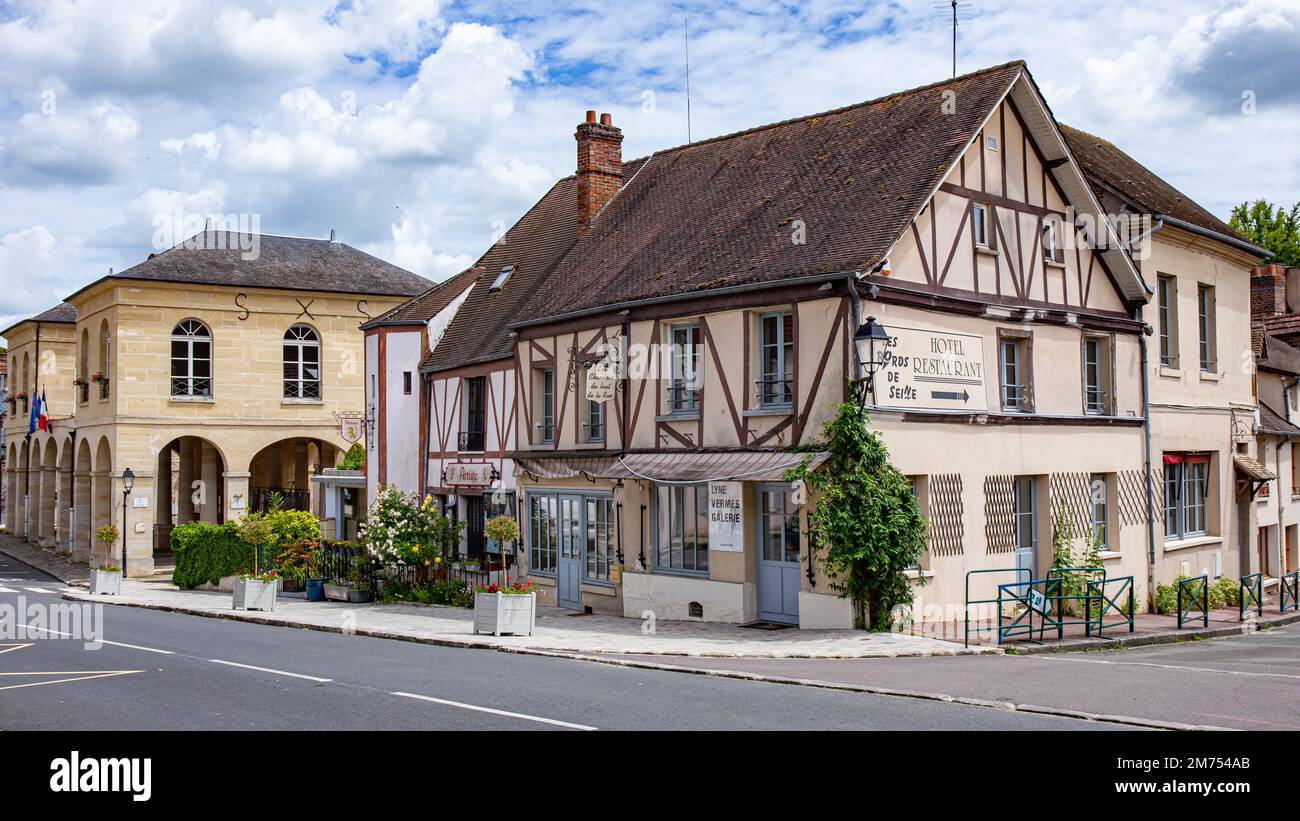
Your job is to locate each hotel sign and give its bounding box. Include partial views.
[876,325,988,412]
[445,461,496,487]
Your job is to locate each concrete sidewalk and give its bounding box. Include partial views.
[57,578,988,658]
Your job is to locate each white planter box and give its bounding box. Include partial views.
[89,569,122,595]
[474,591,536,637]
[232,579,277,611]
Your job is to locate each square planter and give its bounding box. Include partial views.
[474,591,536,637]
[233,578,277,611]
[89,569,122,596]
[324,584,371,603]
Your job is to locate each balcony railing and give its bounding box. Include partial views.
[1084,387,1109,415]
[78,382,89,404]
[665,383,700,413]
[99,378,110,400]
[458,429,485,452]
[1001,384,1030,411]
[754,377,793,407]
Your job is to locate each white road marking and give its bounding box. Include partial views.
[22,587,53,594]
[391,691,597,730]
[208,659,332,682]
[17,623,172,655]
[1034,655,1300,681]
[0,587,15,593]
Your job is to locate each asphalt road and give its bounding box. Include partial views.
[616,623,1300,730]
[0,556,1106,731]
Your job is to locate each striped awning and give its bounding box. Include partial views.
[513,451,828,483]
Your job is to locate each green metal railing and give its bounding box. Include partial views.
[997,577,1064,644]
[965,568,1031,648]
[1240,572,1263,621]
[1087,576,1135,637]
[1282,571,1299,614]
[1177,575,1209,629]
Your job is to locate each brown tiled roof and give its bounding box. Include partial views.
[66,232,432,302]
[518,61,1026,323]
[363,266,480,329]
[424,170,636,371]
[1059,124,1253,248]
[1258,401,1300,438]
[1255,317,1300,356]
[0,302,77,338]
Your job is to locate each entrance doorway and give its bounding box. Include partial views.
[556,495,582,610]
[756,485,800,624]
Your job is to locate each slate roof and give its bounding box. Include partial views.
[362,266,480,329]
[0,302,78,338]
[66,232,432,302]
[1059,124,1258,250]
[518,61,1027,323]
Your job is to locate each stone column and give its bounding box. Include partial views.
[122,473,155,578]
[224,472,251,523]
[56,464,73,555]
[177,439,197,523]
[155,449,173,553]
[199,441,220,522]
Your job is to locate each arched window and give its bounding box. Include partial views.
[283,324,320,399]
[171,320,212,397]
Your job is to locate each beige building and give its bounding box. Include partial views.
[2,231,429,575]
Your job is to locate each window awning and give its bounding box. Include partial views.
[513,451,829,484]
[1233,454,1276,482]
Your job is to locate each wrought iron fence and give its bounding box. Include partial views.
[1178,575,1209,629]
[250,487,310,513]
[1240,572,1263,621]
[317,540,374,588]
[1086,576,1135,637]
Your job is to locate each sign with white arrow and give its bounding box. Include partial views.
[874,325,988,412]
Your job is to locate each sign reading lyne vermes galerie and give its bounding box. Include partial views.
[707,481,744,552]
[876,325,988,412]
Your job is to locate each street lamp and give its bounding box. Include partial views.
[121,467,135,577]
[852,316,891,409]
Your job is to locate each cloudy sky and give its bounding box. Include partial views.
[1,0,1297,344]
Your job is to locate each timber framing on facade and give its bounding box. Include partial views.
[368,59,1269,629]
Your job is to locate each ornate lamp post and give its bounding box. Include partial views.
[852,316,891,410]
[120,467,135,576]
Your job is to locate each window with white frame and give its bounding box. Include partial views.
[1197,284,1216,372]
[170,319,212,397]
[528,493,557,573]
[999,331,1032,412]
[1042,221,1064,264]
[1083,334,1112,415]
[973,203,990,248]
[585,496,615,582]
[1164,454,1210,540]
[1089,473,1110,550]
[283,324,321,399]
[757,311,794,407]
[654,483,709,573]
[667,324,701,413]
[584,398,604,442]
[536,368,555,442]
[1157,275,1178,368]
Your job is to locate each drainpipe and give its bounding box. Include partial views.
[1139,321,1157,609]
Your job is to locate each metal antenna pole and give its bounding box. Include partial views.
[684,18,692,143]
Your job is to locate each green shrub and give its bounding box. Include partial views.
[339,443,365,470]
[171,522,252,589]
[1211,576,1241,608]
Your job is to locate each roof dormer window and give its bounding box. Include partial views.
[490,264,515,291]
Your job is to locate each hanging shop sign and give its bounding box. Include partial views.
[707,481,744,552]
[445,462,497,487]
[585,356,620,403]
[336,411,365,444]
[876,325,988,412]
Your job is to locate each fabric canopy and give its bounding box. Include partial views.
[513,451,829,484]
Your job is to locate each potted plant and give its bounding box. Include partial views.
[90,525,123,595]
[323,543,372,602]
[233,569,279,611]
[473,578,538,637]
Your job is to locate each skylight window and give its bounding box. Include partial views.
[490,264,515,291]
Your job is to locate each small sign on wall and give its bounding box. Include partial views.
[707,481,744,552]
[132,496,149,509]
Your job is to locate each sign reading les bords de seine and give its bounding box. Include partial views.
[877,325,988,412]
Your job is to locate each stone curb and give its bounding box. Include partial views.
[522,651,1235,732]
[58,590,999,660]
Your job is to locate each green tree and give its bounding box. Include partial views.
[339,442,365,470]
[1228,200,1300,265]
[786,401,927,630]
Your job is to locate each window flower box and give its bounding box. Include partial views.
[233,572,278,611]
[89,566,122,595]
[474,585,537,637]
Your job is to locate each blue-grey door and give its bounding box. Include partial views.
[757,486,801,624]
[556,495,582,610]
[1014,476,1038,579]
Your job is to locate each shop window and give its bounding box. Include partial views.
[585,497,615,582]
[654,483,709,573]
[528,494,557,574]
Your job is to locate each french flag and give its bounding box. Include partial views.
[29,388,50,434]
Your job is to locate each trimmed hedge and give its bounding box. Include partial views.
[171,522,251,589]
[171,508,324,589]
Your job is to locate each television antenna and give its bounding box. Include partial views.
[934,1,976,78]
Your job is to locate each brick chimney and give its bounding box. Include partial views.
[1252,264,1289,319]
[576,110,623,234]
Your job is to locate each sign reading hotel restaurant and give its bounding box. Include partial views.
[445,462,495,487]
[875,325,988,412]
[707,482,744,552]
